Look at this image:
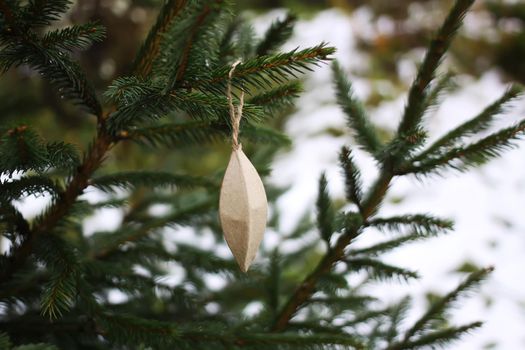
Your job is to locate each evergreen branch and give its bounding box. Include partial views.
[35,234,81,320]
[234,21,256,59]
[133,0,188,77]
[106,78,263,133]
[256,13,297,56]
[232,333,365,348]
[1,36,102,116]
[201,43,335,94]
[316,173,336,243]
[423,72,457,113]
[345,258,419,281]
[0,126,49,175]
[91,196,213,260]
[402,119,525,175]
[0,175,60,203]
[367,214,454,236]
[399,267,492,343]
[172,2,217,85]
[287,320,345,334]
[349,233,424,257]
[333,61,383,156]
[0,127,79,176]
[0,132,112,284]
[307,295,376,309]
[45,141,81,170]
[241,124,291,146]
[247,81,302,114]
[408,84,523,165]
[272,167,393,331]
[395,0,475,140]
[339,146,363,210]
[122,121,225,148]
[96,313,178,347]
[21,0,72,27]
[388,322,482,350]
[266,250,281,318]
[90,171,214,193]
[169,243,239,274]
[41,22,106,52]
[385,297,412,344]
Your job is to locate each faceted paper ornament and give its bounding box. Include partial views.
[219,145,268,272]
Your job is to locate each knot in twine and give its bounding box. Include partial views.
[227,60,244,150]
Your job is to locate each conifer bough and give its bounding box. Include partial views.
[0,0,523,349]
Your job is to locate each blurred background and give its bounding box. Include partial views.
[2,0,525,348]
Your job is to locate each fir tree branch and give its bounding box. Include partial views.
[121,121,225,147]
[394,0,475,152]
[349,233,425,257]
[344,258,419,281]
[21,0,72,28]
[388,322,482,350]
[133,0,188,77]
[340,146,364,211]
[333,60,383,156]
[256,13,297,56]
[196,44,335,94]
[172,2,217,85]
[367,214,454,236]
[398,267,492,344]
[247,81,302,113]
[0,16,102,116]
[41,22,106,52]
[405,84,523,167]
[90,171,214,193]
[401,119,525,175]
[37,234,82,320]
[91,196,213,260]
[271,163,394,331]
[270,2,473,323]
[0,131,113,284]
[316,173,335,243]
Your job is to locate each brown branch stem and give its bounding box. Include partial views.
[173,4,212,84]
[134,0,188,77]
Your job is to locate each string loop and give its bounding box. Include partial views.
[227,60,244,150]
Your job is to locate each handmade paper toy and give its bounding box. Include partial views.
[219,61,268,272]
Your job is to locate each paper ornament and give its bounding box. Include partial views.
[219,145,268,272]
[219,60,268,272]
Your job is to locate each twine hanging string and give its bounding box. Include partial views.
[227,60,244,150]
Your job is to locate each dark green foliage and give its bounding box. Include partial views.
[248,81,302,114]
[90,171,215,193]
[0,13,103,116]
[0,0,521,349]
[42,22,106,52]
[21,0,72,28]
[316,173,335,243]
[344,258,419,282]
[396,0,475,138]
[367,214,454,236]
[0,176,60,203]
[339,146,363,209]
[333,61,383,156]
[256,13,297,56]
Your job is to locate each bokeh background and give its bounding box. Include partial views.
[2,0,525,348]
